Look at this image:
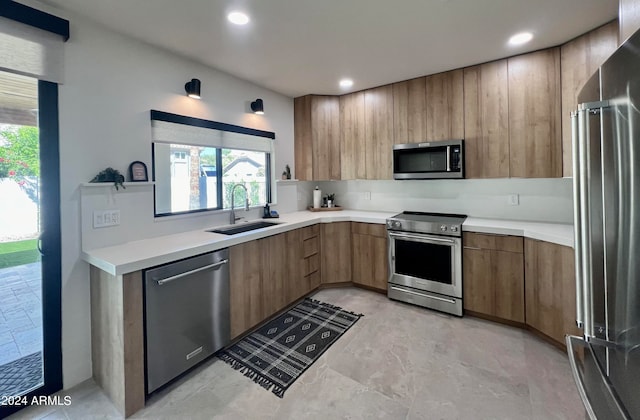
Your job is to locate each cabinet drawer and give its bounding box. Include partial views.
[351,222,387,238]
[304,253,320,275]
[463,232,523,253]
[301,224,319,240]
[303,236,319,258]
[306,270,321,289]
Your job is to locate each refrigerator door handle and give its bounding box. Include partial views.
[577,107,595,339]
[571,111,584,330]
[566,336,597,420]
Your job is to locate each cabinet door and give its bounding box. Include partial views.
[364,85,394,179]
[294,95,313,181]
[463,247,494,315]
[561,21,618,176]
[463,60,510,178]
[525,239,578,344]
[340,91,366,180]
[425,69,464,141]
[284,228,304,304]
[620,0,640,43]
[312,96,341,180]
[263,233,287,317]
[393,77,427,144]
[294,95,340,181]
[508,48,562,178]
[493,250,525,323]
[352,223,388,291]
[229,240,264,338]
[321,222,352,284]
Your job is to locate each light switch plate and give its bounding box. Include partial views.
[93,209,121,228]
[508,194,520,206]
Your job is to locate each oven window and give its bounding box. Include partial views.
[395,239,452,284]
[394,147,447,173]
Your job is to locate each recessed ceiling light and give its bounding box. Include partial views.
[339,79,354,88]
[508,32,533,46]
[227,11,249,25]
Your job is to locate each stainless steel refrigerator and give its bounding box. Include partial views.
[568,28,640,420]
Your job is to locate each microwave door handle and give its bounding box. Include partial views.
[446,146,451,172]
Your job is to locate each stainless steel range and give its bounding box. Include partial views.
[386,211,466,316]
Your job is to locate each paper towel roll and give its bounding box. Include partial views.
[313,187,322,208]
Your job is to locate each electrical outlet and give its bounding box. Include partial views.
[363,191,371,200]
[93,209,121,228]
[508,194,520,206]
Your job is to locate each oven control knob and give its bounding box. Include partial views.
[440,224,447,232]
[451,225,459,232]
[394,221,402,229]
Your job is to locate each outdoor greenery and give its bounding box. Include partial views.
[0,239,40,269]
[0,126,39,178]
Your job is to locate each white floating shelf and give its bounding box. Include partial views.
[275,179,299,185]
[81,181,155,188]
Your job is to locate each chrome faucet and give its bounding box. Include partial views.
[229,183,250,224]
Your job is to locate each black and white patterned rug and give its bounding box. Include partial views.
[0,352,43,397]
[219,298,362,398]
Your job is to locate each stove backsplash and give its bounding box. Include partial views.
[314,178,572,224]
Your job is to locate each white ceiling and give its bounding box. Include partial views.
[34,0,617,97]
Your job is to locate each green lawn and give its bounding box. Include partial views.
[0,239,40,269]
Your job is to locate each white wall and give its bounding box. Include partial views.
[33,8,296,388]
[314,178,574,223]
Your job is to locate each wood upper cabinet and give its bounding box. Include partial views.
[462,233,524,323]
[321,222,352,284]
[508,48,562,178]
[340,91,366,180]
[364,85,394,179]
[561,21,619,177]
[392,77,427,144]
[294,95,341,181]
[351,223,388,291]
[463,60,510,178]
[620,0,640,43]
[524,238,580,345]
[425,69,464,141]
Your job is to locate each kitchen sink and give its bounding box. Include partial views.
[208,220,281,235]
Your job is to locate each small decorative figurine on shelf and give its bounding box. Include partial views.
[282,164,291,180]
[90,167,125,190]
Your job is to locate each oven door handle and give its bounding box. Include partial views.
[389,286,457,304]
[388,231,456,244]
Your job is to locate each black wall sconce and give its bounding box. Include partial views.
[185,78,201,99]
[250,98,264,114]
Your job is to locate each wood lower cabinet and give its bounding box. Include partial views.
[321,222,352,284]
[524,238,580,344]
[463,233,524,323]
[229,238,266,338]
[351,222,388,291]
[230,225,321,338]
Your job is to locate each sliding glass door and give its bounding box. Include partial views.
[0,71,61,418]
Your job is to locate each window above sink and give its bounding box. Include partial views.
[151,111,275,217]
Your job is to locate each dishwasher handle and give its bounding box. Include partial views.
[155,259,229,285]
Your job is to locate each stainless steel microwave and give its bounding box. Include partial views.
[393,140,464,180]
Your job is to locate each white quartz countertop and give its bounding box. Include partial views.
[463,217,574,248]
[82,210,574,276]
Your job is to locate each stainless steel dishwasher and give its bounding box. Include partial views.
[144,248,230,393]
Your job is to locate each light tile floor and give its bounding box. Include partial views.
[0,262,42,365]
[9,287,584,420]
